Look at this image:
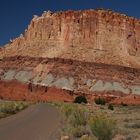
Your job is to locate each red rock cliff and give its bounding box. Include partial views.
[1,9,140,68]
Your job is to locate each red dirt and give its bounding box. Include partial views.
[0,80,73,102]
[0,80,140,105]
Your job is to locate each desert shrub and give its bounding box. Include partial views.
[94,97,106,105]
[74,95,87,104]
[61,103,87,126]
[108,104,114,110]
[1,103,17,114]
[68,107,87,127]
[1,101,30,115]
[61,103,89,138]
[69,126,88,138]
[60,103,75,118]
[89,113,117,140]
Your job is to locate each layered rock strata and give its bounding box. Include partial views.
[1,9,140,68]
[0,56,140,104]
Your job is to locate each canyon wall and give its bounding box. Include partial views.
[1,9,140,104]
[1,9,140,68]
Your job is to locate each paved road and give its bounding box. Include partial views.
[0,103,61,140]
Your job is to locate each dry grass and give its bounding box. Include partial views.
[52,101,140,140]
[111,105,140,139]
[88,104,140,140]
[0,100,32,119]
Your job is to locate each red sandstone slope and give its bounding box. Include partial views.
[1,9,140,68]
[0,56,140,104]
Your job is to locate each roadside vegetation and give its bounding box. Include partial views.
[58,103,117,140]
[89,113,116,140]
[52,97,140,140]
[94,97,106,105]
[73,95,87,104]
[0,100,32,119]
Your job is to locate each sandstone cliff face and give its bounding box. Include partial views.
[1,9,140,68]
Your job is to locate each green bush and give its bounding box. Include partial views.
[74,95,87,104]
[108,104,114,111]
[94,97,106,105]
[89,113,117,140]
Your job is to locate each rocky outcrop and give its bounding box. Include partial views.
[1,9,140,68]
[0,56,140,104]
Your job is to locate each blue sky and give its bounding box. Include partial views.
[0,0,140,45]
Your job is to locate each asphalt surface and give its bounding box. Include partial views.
[0,103,61,140]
